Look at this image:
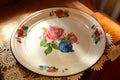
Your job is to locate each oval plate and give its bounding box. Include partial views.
[11,8,106,77]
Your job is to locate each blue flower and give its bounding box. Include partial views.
[64,13,69,17]
[58,40,72,52]
[39,65,47,70]
[95,37,100,44]
[23,26,28,31]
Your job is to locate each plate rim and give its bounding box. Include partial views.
[10,7,106,77]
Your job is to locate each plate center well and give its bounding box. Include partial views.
[25,18,91,67]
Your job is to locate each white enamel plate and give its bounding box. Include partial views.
[11,8,106,77]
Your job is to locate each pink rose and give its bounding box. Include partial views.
[67,32,78,43]
[43,26,64,42]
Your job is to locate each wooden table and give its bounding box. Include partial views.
[0,0,95,44]
[0,0,120,80]
[0,0,120,43]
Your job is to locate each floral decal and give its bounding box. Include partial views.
[40,26,78,55]
[39,65,68,73]
[50,9,69,18]
[62,68,68,73]
[59,40,73,52]
[91,25,102,44]
[39,65,58,72]
[16,25,29,43]
[43,26,64,42]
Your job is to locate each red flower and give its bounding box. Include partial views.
[43,26,64,42]
[55,9,64,17]
[47,67,58,72]
[17,29,24,37]
[94,29,101,37]
[67,32,78,43]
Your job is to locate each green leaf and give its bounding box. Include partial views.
[63,36,68,40]
[24,34,27,37]
[41,27,46,30]
[45,46,52,55]
[24,32,27,37]
[70,49,74,52]
[40,39,47,46]
[51,43,58,49]
[43,43,50,47]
